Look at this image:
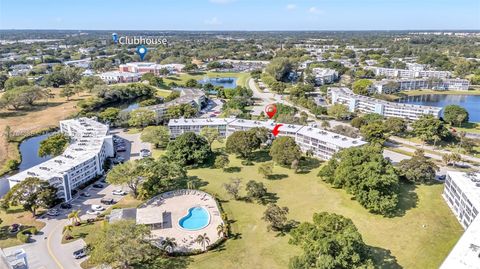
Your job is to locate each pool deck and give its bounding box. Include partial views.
[141,189,224,252]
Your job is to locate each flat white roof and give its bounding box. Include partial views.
[441,215,480,269]
[296,126,367,148]
[168,117,237,127]
[447,171,480,210]
[99,71,141,78]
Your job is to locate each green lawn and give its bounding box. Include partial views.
[163,72,250,88]
[0,206,46,248]
[186,147,463,269]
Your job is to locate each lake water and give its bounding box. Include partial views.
[18,132,54,171]
[198,77,237,89]
[397,94,480,122]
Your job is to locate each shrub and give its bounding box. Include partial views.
[16,231,30,243]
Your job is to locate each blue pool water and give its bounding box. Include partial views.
[178,207,210,230]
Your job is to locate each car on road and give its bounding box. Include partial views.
[47,209,59,216]
[100,198,116,205]
[73,248,87,259]
[140,149,151,158]
[92,183,104,188]
[80,192,91,197]
[86,210,100,215]
[91,205,105,211]
[60,203,72,209]
[112,189,127,196]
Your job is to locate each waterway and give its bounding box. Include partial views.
[18,132,55,171]
[198,77,237,89]
[397,94,480,122]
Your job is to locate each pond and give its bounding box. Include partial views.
[397,94,480,122]
[198,77,237,89]
[18,132,55,171]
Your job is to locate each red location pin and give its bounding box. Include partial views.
[265,104,277,119]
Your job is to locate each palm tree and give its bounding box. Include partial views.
[68,210,81,225]
[160,237,177,253]
[217,223,229,238]
[196,233,211,251]
[63,224,74,240]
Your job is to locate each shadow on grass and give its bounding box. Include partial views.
[260,192,279,205]
[250,150,272,163]
[0,101,66,118]
[299,157,322,172]
[176,176,209,189]
[391,182,418,218]
[137,256,192,269]
[370,246,402,269]
[224,166,241,173]
[267,174,288,180]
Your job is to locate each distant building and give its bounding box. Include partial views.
[64,58,92,69]
[371,78,470,94]
[329,87,442,120]
[7,118,114,202]
[142,88,206,120]
[365,66,451,79]
[310,68,338,86]
[0,248,28,269]
[98,71,141,84]
[119,62,185,75]
[441,171,480,269]
[406,63,426,71]
[168,117,367,160]
[8,64,32,76]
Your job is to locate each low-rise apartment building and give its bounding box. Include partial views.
[371,78,470,94]
[119,62,184,75]
[330,87,442,120]
[7,118,114,202]
[310,68,338,86]
[98,71,142,84]
[365,66,451,79]
[168,118,367,160]
[441,171,480,268]
[143,88,206,120]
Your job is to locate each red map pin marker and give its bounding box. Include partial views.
[265,104,277,119]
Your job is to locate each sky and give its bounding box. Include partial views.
[0,0,479,31]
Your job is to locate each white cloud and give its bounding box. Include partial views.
[286,4,297,10]
[204,17,222,26]
[308,7,323,14]
[209,0,235,4]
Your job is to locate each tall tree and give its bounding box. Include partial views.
[128,108,157,129]
[195,233,211,251]
[412,114,449,146]
[262,203,290,232]
[141,126,170,149]
[166,132,211,166]
[38,133,69,157]
[226,130,261,159]
[397,150,439,184]
[200,127,222,150]
[106,161,143,198]
[245,180,268,203]
[2,177,57,216]
[443,105,469,127]
[269,136,302,166]
[289,212,374,269]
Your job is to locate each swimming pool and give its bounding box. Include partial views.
[178,206,210,230]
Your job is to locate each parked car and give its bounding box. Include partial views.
[140,149,151,158]
[47,209,59,216]
[73,248,87,259]
[92,183,104,188]
[86,210,100,215]
[91,205,105,211]
[100,198,116,205]
[112,189,127,196]
[60,203,72,209]
[80,192,91,197]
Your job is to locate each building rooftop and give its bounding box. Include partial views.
[441,215,480,269]
[330,87,443,112]
[312,67,337,77]
[447,171,480,210]
[99,71,141,78]
[296,126,367,148]
[168,117,237,127]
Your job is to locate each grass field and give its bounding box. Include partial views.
[185,146,463,269]
[162,72,250,89]
[0,206,46,248]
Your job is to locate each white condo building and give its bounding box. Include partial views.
[441,171,480,268]
[119,62,185,75]
[168,118,367,160]
[365,66,452,79]
[98,71,142,84]
[310,68,338,86]
[7,118,114,202]
[371,78,470,94]
[142,88,206,120]
[330,87,442,120]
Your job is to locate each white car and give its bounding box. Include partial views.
[86,210,100,215]
[47,209,59,216]
[91,205,105,211]
[112,189,127,196]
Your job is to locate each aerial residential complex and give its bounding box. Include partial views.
[6,118,114,202]
[168,117,367,160]
[365,66,452,79]
[98,71,142,84]
[371,78,471,94]
[441,171,480,268]
[330,87,442,120]
[119,62,185,74]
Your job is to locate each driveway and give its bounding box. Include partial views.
[109,128,151,161]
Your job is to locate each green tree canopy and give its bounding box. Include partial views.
[443,105,469,127]
[269,136,302,166]
[4,76,30,90]
[289,212,374,269]
[38,133,69,157]
[327,104,352,120]
[318,146,399,215]
[397,150,439,184]
[352,79,373,95]
[166,132,211,166]
[128,108,157,128]
[98,107,121,123]
[225,130,262,159]
[412,114,449,146]
[140,126,170,149]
